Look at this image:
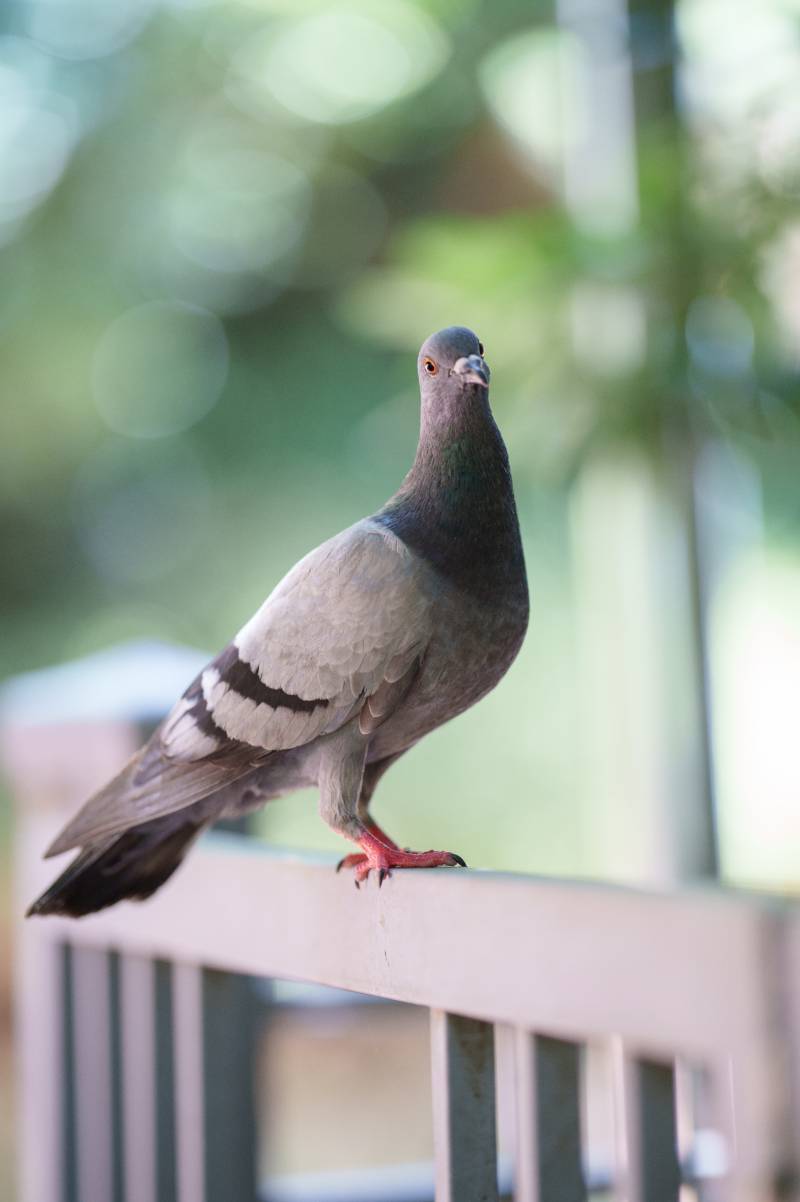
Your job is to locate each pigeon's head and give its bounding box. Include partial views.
[417,327,490,403]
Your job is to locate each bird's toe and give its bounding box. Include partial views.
[337,852,367,873]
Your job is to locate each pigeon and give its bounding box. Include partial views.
[28,326,529,917]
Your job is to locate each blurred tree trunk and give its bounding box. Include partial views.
[566,0,720,883]
[629,0,720,878]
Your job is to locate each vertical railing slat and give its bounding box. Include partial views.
[202,968,258,1202]
[637,1060,681,1202]
[515,1030,586,1202]
[154,959,177,1202]
[72,945,113,1202]
[121,954,157,1202]
[173,962,205,1202]
[613,1043,681,1202]
[61,943,78,1202]
[430,1009,499,1202]
[108,952,125,1202]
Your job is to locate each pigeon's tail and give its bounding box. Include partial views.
[26,812,206,918]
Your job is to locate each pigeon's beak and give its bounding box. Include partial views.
[453,354,490,388]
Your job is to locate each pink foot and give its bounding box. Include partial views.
[338,829,466,887]
[336,818,401,874]
[364,817,399,849]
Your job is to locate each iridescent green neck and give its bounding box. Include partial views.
[375,404,525,603]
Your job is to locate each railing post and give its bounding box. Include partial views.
[613,1044,681,1202]
[514,1030,586,1202]
[430,1009,498,1202]
[202,968,259,1202]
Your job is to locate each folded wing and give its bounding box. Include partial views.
[47,522,432,855]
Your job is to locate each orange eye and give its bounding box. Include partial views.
[478,341,484,356]
[423,357,438,375]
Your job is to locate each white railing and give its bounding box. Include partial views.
[5,649,800,1202]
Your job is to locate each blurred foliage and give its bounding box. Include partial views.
[1,0,800,874]
[3,10,800,1202]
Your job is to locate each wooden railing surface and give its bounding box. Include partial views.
[4,649,800,1202]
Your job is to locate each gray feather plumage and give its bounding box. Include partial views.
[32,325,529,915]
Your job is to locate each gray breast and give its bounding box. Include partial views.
[367,575,528,762]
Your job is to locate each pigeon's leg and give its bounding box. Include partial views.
[318,722,371,862]
[317,729,397,871]
[337,754,403,871]
[319,730,465,885]
[360,755,404,846]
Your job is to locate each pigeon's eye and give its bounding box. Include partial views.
[423,357,438,375]
[478,341,484,356]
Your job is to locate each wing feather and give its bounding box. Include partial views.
[46,520,432,854]
[214,520,431,749]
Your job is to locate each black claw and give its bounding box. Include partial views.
[336,858,345,873]
[354,878,361,890]
[378,869,387,887]
[452,854,467,868]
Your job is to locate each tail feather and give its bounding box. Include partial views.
[45,740,259,859]
[27,813,206,918]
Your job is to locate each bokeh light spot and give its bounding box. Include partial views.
[166,145,311,275]
[24,0,157,61]
[570,283,646,377]
[685,296,754,379]
[759,99,800,199]
[0,44,78,239]
[679,0,800,127]
[480,29,584,182]
[761,223,800,362]
[233,3,449,125]
[92,301,229,439]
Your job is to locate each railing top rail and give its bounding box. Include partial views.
[30,832,789,1064]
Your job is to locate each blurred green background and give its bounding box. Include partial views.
[3,0,800,1195]
[3,0,800,904]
